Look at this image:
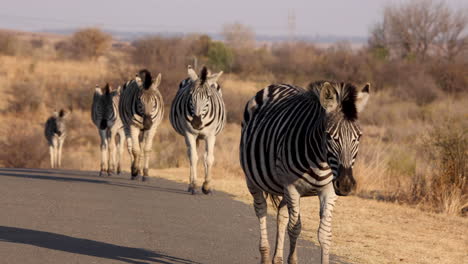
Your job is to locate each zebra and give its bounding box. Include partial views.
[91,83,130,176]
[119,69,164,181]
[44,109,71,168]
[170,66,225,195]
[240,81,370,264]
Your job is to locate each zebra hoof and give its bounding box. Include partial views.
[107,170,115,176]
[131,175,140,181]
[99,170,106,177]
[187,186,197,195]
[272,257,283,264]
[141,176,149,182]
[143,168,149,177]
[117,167,121,175]
[201,186,212,195]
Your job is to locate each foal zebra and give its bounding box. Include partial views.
[91,83,129,176]
[44,109,70,168]
[170,66,225,194]
[240,81,370,264]
[119,69,164,181]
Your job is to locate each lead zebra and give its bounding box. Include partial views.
[91,83,130,176]
[170,66,225,194]
[44,109,71,168]
[119,69,164,181]
[240,81,370,264]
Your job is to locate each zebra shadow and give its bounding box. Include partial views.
[0,168,190,195]
[0,226,200,264]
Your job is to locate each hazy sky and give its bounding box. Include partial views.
[0,0,466,37]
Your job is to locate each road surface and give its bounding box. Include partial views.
[0,168,345,264]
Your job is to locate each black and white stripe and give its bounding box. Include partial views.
[170,66,225,194]
[119,69,164,181]
[240,81,370,264]
[44,109,70,168]
[91,83,128,176]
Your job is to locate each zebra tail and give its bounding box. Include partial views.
[265,193,281,210]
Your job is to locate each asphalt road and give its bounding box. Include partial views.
[0,168,345,264]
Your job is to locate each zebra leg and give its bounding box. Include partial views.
[99,130,108,176]
[318,183,337,264]
[202,135,216,195]
[185,134,198,194]
[247,179,271,264]
[285,185,301,264]
[57,137,65,168]
[108,131,117,176]
[273,198,288,264]
[141,128,156,181]
[130,126,142,179]
[49,145,55,168]
[116,131,125,174]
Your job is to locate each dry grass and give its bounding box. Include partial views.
[154,167,468,264]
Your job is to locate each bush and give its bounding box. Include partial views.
[67,28,112,60]
[0,32,19,56]
[207,41,233,72]
[0,120,48,168]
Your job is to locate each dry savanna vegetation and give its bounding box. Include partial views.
[0,0,466,263]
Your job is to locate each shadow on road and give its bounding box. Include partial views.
[0,168,190,195]
[0,226,200,264]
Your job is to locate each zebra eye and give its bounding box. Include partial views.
[326,133,332,140]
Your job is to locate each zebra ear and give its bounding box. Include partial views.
[188,65,198,81]
[356,83,370,113]
[151,73,162,90]
[207,71,223,84]
[319,82,338,113]
[95,85,102,95]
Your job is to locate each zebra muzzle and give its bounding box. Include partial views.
[100,119,107,130]
[143,115,153,130]
[333,167,356,196]
[191,115,203,130]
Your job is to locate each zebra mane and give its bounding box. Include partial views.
[58,109,65,118]
[307,81,359,121]
[139,69,153,90]
[104,83,111,95]
[199,66,208,85]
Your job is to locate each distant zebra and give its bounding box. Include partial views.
[44,109,71,168]
[170,66,225,194]
[119,69,164,181]
[240,81,370,264]
[91,83,130,176]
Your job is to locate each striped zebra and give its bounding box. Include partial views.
[240,81,370,264]
[119,69,164,181]
[44,109,71,168]
[91,83,130,176]
[170,66,225,195]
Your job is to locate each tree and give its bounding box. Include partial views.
[207,41,233,72]
[69,28,112,60]
[222,23,256,51]
[369,0,467,61]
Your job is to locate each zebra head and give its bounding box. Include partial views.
[53,108,70,136]
[319,81,370,196]
[186,65,223,130]
[136,69,162,130]
[95,83,117,130]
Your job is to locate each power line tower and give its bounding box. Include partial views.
[288,9,296,43]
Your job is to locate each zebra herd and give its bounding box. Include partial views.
[44,65,370,264]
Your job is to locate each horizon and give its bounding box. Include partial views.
[1,0,466,41]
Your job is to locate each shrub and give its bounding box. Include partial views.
[68,28,112,60]
[0,120,48,168]
[207,41,233,72]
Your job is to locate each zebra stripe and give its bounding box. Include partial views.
[240,81,370,264]
[44,109,70,168]
[91,83,129,176]
[170,66,226,194]
[119,69,164,180]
